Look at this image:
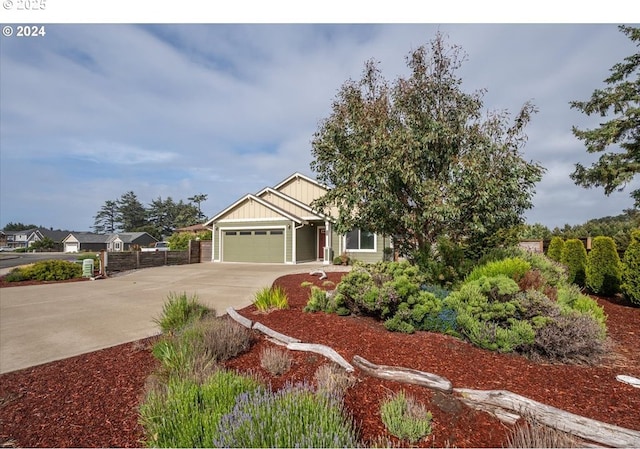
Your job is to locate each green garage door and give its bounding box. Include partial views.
[223,229,285,263]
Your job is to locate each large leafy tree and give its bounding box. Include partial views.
[570,25,640,207]
[311,33,545,259]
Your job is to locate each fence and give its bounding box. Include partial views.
[99,240,208,274]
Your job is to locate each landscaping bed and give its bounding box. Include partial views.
[1,271,639,447]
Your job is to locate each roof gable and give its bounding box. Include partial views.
[205,194,304,225]
[272,172,328,205]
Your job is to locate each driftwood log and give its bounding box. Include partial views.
[352,355,453,393]
[454,388,640,448]
[310,269,328,280]
[616,374,640,388]
[287,342,354,372]
[252,322,301,344]
[225,307,253,328]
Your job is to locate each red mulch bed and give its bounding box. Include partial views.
[1,271,639,448]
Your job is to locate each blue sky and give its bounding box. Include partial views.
[1,19,638,231]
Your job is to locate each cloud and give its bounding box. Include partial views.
[1,24,637,232]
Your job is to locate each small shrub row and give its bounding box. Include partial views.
[4,260,82,282]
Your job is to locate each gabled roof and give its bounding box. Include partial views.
[108,232,157,243]
[272,172,327,191]
[204,194,305,226]
[256,187,330,221]
[63,232,111,244]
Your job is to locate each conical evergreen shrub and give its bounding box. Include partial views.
[546,236,564,262]
[561,239,587,287]
[586,236,621,296]
[621,230,640,306]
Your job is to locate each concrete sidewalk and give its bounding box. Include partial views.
[0,262,336,374]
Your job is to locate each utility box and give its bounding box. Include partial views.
[82,259,94,278]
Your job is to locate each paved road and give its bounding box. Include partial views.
[0,252,80,271]
[0,262,334,374]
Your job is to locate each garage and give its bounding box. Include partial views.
[222,229,285,263]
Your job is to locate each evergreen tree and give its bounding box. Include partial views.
[586,236,622,296]
[561,239,588,287]
[547,236,565,262]
[621,229,640,305]
[570,25,640,207]
[93,200,119,233]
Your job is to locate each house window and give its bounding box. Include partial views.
[345,228,375,251]
[114,242,121,251]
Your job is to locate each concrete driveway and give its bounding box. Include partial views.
[0,262,329,374]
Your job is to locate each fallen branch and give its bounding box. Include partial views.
[226,307,253,328]
[352,355,453,393]
[287,342,354,372]
[252,322,301,345]
[454,388,640,448]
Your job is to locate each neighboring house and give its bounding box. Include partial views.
[2,228,44,249]
[204,172,391,264]
[62,232,158,252]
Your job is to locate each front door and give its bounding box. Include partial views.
[318,227,326,260]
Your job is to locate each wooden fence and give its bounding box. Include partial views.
[100,240,209,274]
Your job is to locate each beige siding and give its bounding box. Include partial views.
[223,198,285,221]
[277,177,327,205]
[259,191,314,218]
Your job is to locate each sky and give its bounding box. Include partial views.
[1,5,638,232]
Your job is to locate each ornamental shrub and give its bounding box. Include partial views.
[465,257,531,283]
[546,237,564,262]
[139,370,262,448]
[380,390,433,443]
[5,260,82,282]
[253,285,289,312]
[214,383,358,448]
[561,239,587,286]
[585,236,622,296]
[621,229,640,305]
[154,292,209,333]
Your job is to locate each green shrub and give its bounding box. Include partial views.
[621,229,640,305]
[4,260,82,282]
[139,370,261,448]
[465,257,531,283]
[213,383,358,448]
[561,239,587,286]
[546,237,565,262]
[518,251,567,288]
[4,267,31,282]
[586,236,622,296]
[304,286,330,313]
[380,390,433,443]
[154,292,209,334]
[557,284,607,335]
[253,285,289,312]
